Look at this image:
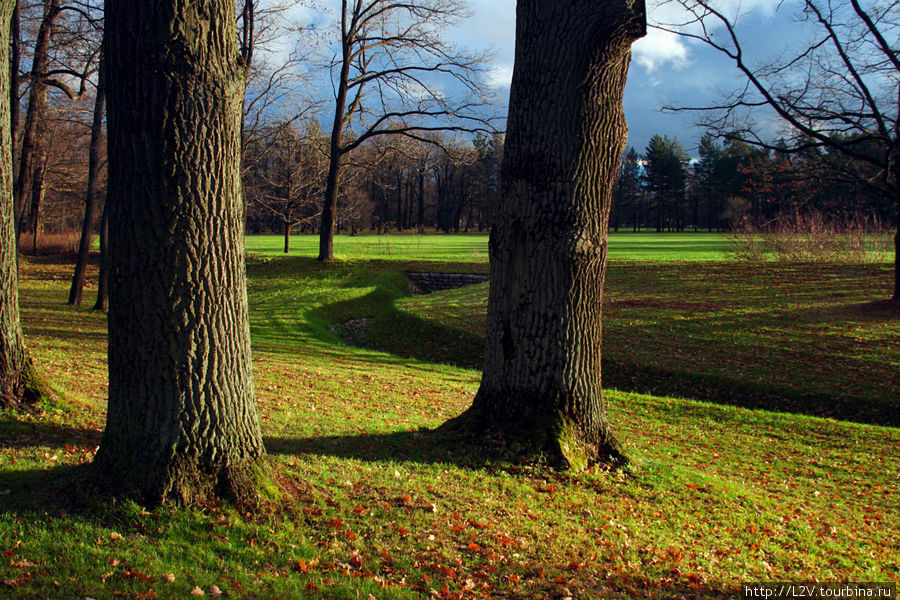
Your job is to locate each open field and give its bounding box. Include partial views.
[1,238,898,599]
[245,232,736,262]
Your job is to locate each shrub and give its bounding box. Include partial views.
[729,213,890,263]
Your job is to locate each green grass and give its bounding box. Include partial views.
[246,231,734,262]
[1,242,898,599]
[393,262,899,425]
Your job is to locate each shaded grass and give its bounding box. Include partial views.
[1,251,898,599]
[394,262,899,426]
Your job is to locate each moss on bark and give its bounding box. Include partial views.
[440,401,625,471]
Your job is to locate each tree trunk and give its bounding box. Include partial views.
[417,169,425,234]
[92,198,108,311]
[444,0,645,470]
[894,207,898,301]
[318,4,351,262]
[14,0,58,243]
[27,123,47,254]
[95,0,265,504]
[69,57,106,306]
[0,0,44,408]
[283,213,291,254]
[9,0,18,164]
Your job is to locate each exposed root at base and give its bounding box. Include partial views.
[0,363,54,413]
[438,405,627,472]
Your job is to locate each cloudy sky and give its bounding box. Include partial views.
[449,0,798,157]
[290,0,799,158]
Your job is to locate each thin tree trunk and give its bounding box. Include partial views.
[27,123,47,253]
[417,169,425,234]
[95,0,265,503]
[443,0,645,469]
[1,0,44,408]
[14,0,58,244]
[69,57,105,306]
[92,198,108,311]
[9,0,18,166]
[894,207,898,301]
[318,1,351,262]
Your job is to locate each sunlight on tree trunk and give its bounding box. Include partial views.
[0,0,47,409]
[95,0,266,504]
[443,1,645,470]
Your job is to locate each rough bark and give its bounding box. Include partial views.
[0,0,45,409]
[94,0,265,504]
[14,0,58,243]
[444,1,645,470]
[68,55,105,306]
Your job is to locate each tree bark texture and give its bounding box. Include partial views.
[0,0,42,408]
[14,0,58,242]
[95,0,265,504]
[69,56,105,306]
[449,0,645,470]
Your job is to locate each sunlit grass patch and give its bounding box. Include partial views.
[2,248,897,599]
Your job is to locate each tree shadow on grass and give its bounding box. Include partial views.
[0,419,102,449]
[0,462,100,518]
[265,426,510,471]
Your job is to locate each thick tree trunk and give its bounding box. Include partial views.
[0,0,44,408]
[95,0,265,504]
[14,0,58,243]
[445,0,645,470]
[69,58,105,306]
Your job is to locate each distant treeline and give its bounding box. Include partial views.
[611,134,896,233]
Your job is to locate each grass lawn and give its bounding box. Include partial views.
[245,231,735,262]
[391,263,898,425]
[1,236,898,600]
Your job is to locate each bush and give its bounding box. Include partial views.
[729,213,891,263]
[17,230,82,257]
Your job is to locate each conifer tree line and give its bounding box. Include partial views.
[612,134,896,233]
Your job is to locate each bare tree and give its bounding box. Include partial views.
[15,0,98,252]
[67,50,103,306]
[246,120,328,251]
[316,0,496,260]
[657,0,900,300]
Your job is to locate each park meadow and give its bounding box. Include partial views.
[1,232,897,600]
